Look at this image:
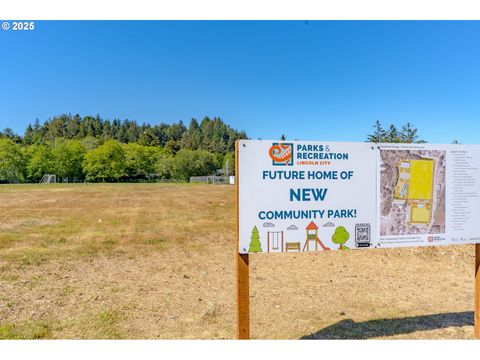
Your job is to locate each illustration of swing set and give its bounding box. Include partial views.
[266,231,284,252]
[267,221,330,253]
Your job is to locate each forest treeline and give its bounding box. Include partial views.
[0,114,246,183]
[0,116,430,184]
[366,120,425,143]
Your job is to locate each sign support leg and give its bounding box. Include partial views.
[475,244,480,339]
[235,141,249,339]
[237,253,250,339]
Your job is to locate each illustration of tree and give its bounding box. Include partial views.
[248,225,262,253]
[331,226,350,250]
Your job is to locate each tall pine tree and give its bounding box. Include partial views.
[248,225,262,253]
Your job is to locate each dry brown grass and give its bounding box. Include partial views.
[0,183,476,339]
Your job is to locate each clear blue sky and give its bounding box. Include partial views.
[1,20,479,143]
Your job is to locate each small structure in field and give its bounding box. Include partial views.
[39,174,56,184]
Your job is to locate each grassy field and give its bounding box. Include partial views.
[0,183,476,339]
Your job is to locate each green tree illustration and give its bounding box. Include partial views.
[331,226,350,250]
[248,225,262,253]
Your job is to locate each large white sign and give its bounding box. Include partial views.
[237,140,480,254]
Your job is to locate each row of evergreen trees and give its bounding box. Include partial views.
[366,120,425,143]
[17,114,246,154]
[0,117,431,184]
[0,114,244,183]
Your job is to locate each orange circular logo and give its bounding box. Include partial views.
[269,143,293,165]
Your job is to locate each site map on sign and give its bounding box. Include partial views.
[380,150,446,236]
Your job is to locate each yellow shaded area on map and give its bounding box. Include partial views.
[408,160,434,200]
[410,206,431,223]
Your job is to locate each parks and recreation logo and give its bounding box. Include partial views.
[268,142,349,166]
[269,143,294,166]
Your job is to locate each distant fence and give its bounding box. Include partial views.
[189,175,235,184]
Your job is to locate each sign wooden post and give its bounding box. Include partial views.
[236,253,249,339]
[475,244,480,339]
[236,141,250,339]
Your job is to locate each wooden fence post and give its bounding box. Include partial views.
[475,244,480,339]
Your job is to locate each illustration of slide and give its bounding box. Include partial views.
[303,221,331,251]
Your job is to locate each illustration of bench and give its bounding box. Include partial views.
[285,242,301,252]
